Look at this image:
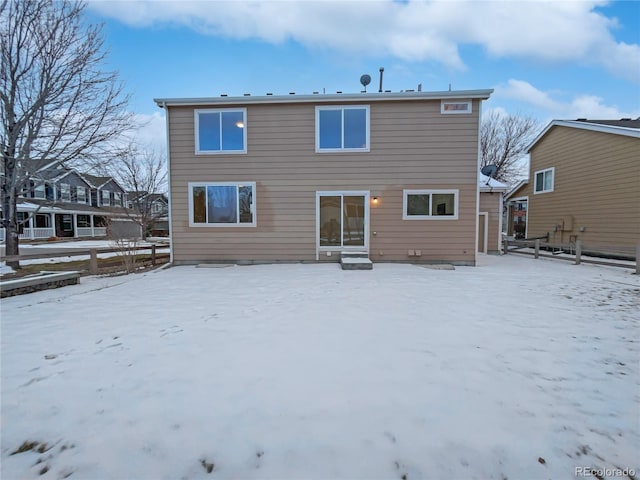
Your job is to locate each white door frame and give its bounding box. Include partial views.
[509,196,529,238]
[315,190,370,260]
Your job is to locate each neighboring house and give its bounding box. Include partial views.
[504,118,640,257]
[478,174,507,254]
[503,179,528,239]
[155,88,493,265]
[128,192,169,236]
[0,165,141,242]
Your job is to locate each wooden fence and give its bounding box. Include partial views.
[2,245,170,275]
[503,239,639,274]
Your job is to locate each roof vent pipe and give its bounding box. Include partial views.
[378,67,384,93]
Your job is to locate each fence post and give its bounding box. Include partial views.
[89,249,98,275]
[636,243,640,275]
[151,244,156,266]
[503,238,509,255]
[575,240,582,265]
[534,239,540,259]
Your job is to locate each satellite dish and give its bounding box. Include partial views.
[481,164,498,178]
[360,74,371,92]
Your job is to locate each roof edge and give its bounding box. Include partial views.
[154,89,494,108]
[504,179,529,200]
[527,120,640,152]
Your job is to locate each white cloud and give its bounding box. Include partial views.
[86,0,639,82]
[495,79,640,120]
[129,111,167,155]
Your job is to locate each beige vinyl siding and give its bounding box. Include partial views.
[523,126,639,255]
[169,99,481,264]
[479,192,502,253]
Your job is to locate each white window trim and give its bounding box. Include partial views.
[114,192,122,206]
[315,105,370,153]
[533,167,554,194]
[441,100,472,114]
[402,189,459,220]
[188,181,256,227]
[194,108,248,155]
[315,190,370,253]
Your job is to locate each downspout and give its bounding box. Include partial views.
[475,99,482,266]
[498,192,504,253]
[315,192,319,261]
[161,101,174,265]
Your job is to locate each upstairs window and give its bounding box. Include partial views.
[34,183,46,199]
[102,190,110,206]
[534,167,554,194]
[60,183,71,201]
[76,186,87,203]
[189,182,255,227]
[195,108,247,154]
[403,189,459,220]
[316,106,369,152]
[114,192,122,206]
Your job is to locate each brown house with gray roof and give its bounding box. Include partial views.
[504,119,640,257]
[155,88,493,266]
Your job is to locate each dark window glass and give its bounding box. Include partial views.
[319,110,342,149]
[407,194,430,216]
[192,186,206,223]
[207,185,237,223]
[344,109,366,148]
[239,185,253,224]
[221,111,244,151]
[199,112,221,152]
[432,194,455,216]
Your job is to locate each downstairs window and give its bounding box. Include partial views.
[403,189,459,220]
[189,182,256,227]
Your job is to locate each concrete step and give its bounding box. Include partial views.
[340,251,370,259]
[340,257,373,270]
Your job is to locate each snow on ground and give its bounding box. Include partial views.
[1,255,638,480]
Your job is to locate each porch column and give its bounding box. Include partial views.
[90,215,95,237]
[29,214,35,240]
[73,214,78,238]
[50,213,55,237]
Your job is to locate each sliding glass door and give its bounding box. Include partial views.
[317,191,368,249]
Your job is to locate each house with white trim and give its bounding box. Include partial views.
[156,88,494,265]
[504,118,640,257]
[1,165,140,242]
[478,174,507,254]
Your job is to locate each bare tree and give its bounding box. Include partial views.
[1,0,132,267]
[103,144,167,240]
[480,111,540,185]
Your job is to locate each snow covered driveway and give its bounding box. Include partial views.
[1,255,638,479]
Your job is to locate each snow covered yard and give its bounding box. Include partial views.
[1,255,638,480]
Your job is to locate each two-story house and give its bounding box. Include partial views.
[155,88,493,265]
[127,191,169,236]
[504,118,640,257]
[1,165,141,241]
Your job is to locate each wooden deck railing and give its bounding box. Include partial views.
[503,238,639,274]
